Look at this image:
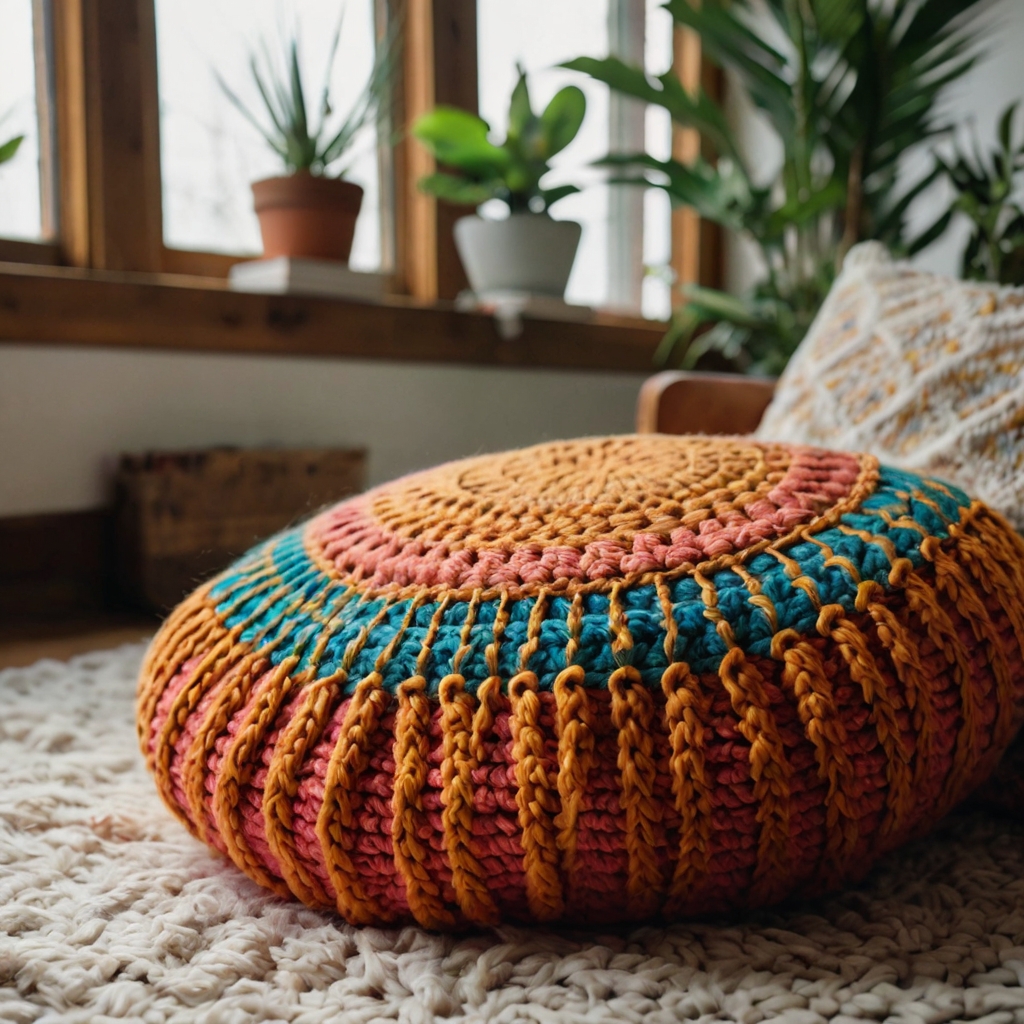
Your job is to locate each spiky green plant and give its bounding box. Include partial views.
[565,0,994,373]
[412,64,586,214]
[217,10,399,177]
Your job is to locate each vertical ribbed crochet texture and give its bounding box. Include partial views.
[137,435,1024,927]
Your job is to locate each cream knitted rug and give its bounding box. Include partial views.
[3,646,1024,1024]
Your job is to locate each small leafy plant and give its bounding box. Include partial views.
[413,65,586,214]
[931,102,1024,286]
[565,0,992,373]
[217,11,398,177]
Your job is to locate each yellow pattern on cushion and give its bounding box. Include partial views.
[757,243,1024,530]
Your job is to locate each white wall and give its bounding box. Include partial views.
[0,345,645,517]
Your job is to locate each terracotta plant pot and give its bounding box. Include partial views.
[251,174,364,262]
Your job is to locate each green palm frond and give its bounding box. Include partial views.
[561,55,742,166]
[568,0,994,372]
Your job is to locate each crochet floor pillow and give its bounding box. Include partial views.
[137,435,1024,929]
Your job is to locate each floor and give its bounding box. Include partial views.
[0,614,157,671]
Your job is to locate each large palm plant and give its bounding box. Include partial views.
[565,0,994,373]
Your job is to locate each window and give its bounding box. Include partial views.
[0,0,717,333]
[477,0,674,319]
[154,0,386,271]
[642,0,674,322]
[477,0,611,312]
[0,0,49,242]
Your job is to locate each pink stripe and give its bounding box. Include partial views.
[307,447,863,592]
[235,686,306,882]
[154,564,1009,922]
[471,703,529,918]
[199,662,278,854]
[568,692,629,922]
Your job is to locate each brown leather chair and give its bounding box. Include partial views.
[636,371,776,437]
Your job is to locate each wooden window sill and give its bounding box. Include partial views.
[0,239,63,266]
[0,261,665,373]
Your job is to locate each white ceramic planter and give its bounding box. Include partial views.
[453,213,582,298]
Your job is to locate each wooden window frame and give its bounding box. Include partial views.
[0,0,719,369]
[603,1,724,311]
[0,0,63,267]
[672,23,723,292]
[23,0,484,295]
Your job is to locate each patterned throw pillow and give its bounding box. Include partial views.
[137,435,1024,928]
[757,243,1024,530]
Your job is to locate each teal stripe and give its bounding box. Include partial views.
[205,464,968,694]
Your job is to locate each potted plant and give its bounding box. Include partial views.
[412,66,586,299]
[564,0,991,372]
[218,18,397,262]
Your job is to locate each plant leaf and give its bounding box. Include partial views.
[417,172,499,206]
[320,12,403,169]
[597,151,755,231]
[561,55,742,165]
[507,64,533,142]
[538,183,580,210]
[908,207,956,256]
[875,163,945,243]
[999,101,1020,156]
[662,0,794,136]
[682,283,778,329]
[762,180,846,242]
[215,68,290,162]
[412,107,510,178]
[0,134,24,166]
[319,6,345,128]
[539,85,585,158]
[215,12,401,176]
[653,303,703,366]
[288,39,309,145]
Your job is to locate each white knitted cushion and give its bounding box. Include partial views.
[757,242,1024,530]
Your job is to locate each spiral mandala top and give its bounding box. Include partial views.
[137,435,1024,930]
[312,436,874,597]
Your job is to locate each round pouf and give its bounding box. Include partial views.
[137,435,1024,928]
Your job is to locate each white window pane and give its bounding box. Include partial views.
[642,184,672,320]
[479,0,674,318]
[644,0,673,79]
[0,0,43,241]
[477,0,611,309]
[643,0,673,320]
[155,0,383,270]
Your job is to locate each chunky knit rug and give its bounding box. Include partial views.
[3,645,1024,1024]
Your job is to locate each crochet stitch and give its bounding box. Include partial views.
[757,241,1024,531]
[137,435,1024,927]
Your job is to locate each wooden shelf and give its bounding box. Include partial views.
[0,262,665,373]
